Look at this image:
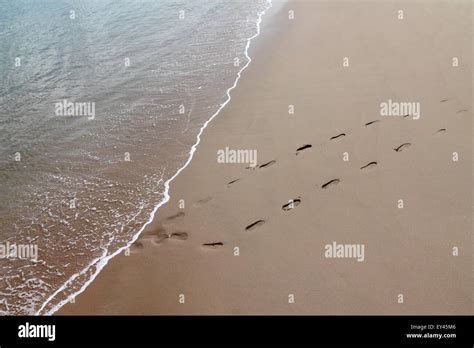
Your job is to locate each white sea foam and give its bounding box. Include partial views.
[37,0,273,316]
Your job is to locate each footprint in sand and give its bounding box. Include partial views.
[154,231,189,244]
[365,120,379,126]
[144,227,189,245]
[193,196,213,207]
[394,143,411,152]
[282,198,301,211]
[259,160,276,169]
[360,161,377,170]
[143,228,169,245]
[150,235,169,245]
[456,109,468,114]
[202,242,224,249]
[321,179,340,189]
[131,241,144,252]
[433,128,447,136]
[227,178,241,187]
[245,219,265,231]
[296,144,312,155]
[330,133,346,140]
[169,232,189,241]
[247,160,276,170]
[162,212,185,228]
[440,99,449,103]
[164,211,185,221]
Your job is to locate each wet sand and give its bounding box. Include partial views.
[59,0,472,315]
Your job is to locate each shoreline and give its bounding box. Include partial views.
[41,0,276,315]
[59,0,471,315]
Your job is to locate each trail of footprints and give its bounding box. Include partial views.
[132,99,465,250]
[231,98,461,233]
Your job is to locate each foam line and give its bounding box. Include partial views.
[37,0,273,316]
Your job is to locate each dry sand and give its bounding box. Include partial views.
[59,0,472,315]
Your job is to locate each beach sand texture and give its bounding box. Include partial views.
[59,0,472,315]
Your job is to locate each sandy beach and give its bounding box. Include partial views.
[59,0,472,315]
